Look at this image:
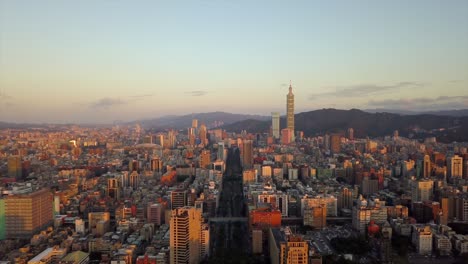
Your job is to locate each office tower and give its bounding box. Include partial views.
[168,130,177,148]
[200,150,211,169]
[129,159,139,172]
[151,158,163,172]
[438,198,449,225]
[157,134,165,147]
[269,228,308,264]
[88,212,110,236]
[286,82,295,141]
[199,123,208,145]
[330,134,341,154]
[217,142,225,161]
[187,127,195,146]
[147,203,164,225]
[257,193,289,217]
[107,178,121,199]
[242,140,253,169]
[338,187,356,210]
[411,180,434,202]
[281,128,292,145]
[447,155,463,181]
[423,155,431,178]
[130,171,139,190]
[171,190,187,209]
[303,204,327,229]
[192,119,198,129]
[7,155,22,180]
[347,127,354,140]
[361,177,379,195]
[5,188,53,238]
[411,226,432,254]
[170,207,208,264]
[271,112,280,139]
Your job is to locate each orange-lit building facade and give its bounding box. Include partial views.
[5,188,53,238]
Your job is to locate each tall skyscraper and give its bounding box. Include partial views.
[170,207,208,264]
[191,119,198,129]
[7,155,22,180]
[5,188,53,238]
[199,123,208,145]
[286,82,295,141]
[423,155,431,178]
[330,134,341,154]
[242,140,253,169]
[271,112,280,139]
[447,155,463,181]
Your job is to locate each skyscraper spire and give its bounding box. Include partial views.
[286,81,295,141]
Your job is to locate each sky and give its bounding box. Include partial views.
[0,0,467,123]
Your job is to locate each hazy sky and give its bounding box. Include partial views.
[1,0,467,123]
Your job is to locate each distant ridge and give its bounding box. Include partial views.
[223,108,468,143]
[129,112,269,129]
[364,108,468,117]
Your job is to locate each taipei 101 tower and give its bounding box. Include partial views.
[287,81,295,141]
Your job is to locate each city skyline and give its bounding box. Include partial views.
[1,0,467,123]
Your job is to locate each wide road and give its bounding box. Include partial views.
[209,147,249,262]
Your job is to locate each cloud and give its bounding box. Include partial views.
[129,94,154,99]
[186,90,209,97]
[308,82,424,100]
[89,94,154,109]
[367,95,468,111]
[90,97,126,109]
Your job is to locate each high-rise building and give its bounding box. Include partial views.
[130,171,139,190]
[5,188,53,238]
[242,140,253,169]
[8,155,22,180]
[330,134,341,154]
[147,203,164,226]
[281,128,293,145]
[423,155,431,178]
[447,155,463,181]
[199,123,208,145]
[187,127,195,146]
[411,180,434,202]
[411,225,433,254]
[269,228,308,264]
[88,212,110,236]
[286,82,295,141]
[200,150,211,169]
[347,128,354,140]
[107,178,121,199]
[151,158,163,172]
[191,119,198,129]
[171,190,187,209]
[271,112,280,139]
[303,204,327,229]
[170,207,208,264]
[217,142,226,161]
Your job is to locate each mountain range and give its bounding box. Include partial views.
[2,109,468,142]
[222,109,468,143]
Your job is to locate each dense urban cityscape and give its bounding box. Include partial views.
[1,1,467,264]
[0,82,468,264]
